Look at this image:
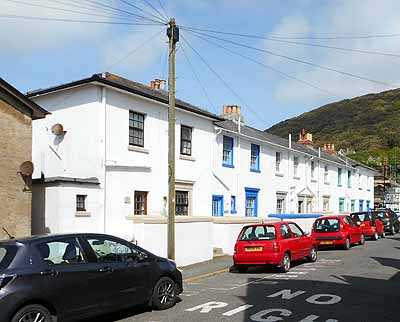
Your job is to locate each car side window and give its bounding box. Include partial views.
[36,238,86,265]
[86,237,143,263]
[280,224,292,239]
[288,223,304,237]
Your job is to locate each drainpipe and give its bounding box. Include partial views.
[318,147,321,212]
[236,116,241,216]
[102,86,107,233]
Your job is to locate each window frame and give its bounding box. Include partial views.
[180,125,193,156]
[231,195,237,214]
[338,168,342,186]
[250,143,260,172]
[129,110,145,147]
[339,197,345,213]
[134,191,148,215]
[176,190,189,216]
[245,187,259,217]
[276,152,281,173]
[276,194,286,214]
[212,195,224,217]
[76,195,87,212]
[222,136,234,168]
[324,165,329,183]
[310,161,315,180]
[347,170,352,188]
[293,156,299,177]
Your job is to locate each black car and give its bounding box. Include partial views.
[0,233,183,322]
[372,208,400,235]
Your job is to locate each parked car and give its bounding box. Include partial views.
[372,208,400,235]
[233,221,317,273]
[350,211,386,240]
[0,233,183,322]
[313,215,365,250]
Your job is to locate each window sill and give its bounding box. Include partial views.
[275,172,284,177]
[75,211,91,217]
[223,163,234,168]
[128,145,149,154]
[293,176,300,180]
[311,179,317,183]
[338,184,342,187]
[180,155,196,162]
[250,168,261,173]
[324,181,330,185]
[359,187,363,190]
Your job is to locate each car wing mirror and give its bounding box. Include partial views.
[304,230,311,236]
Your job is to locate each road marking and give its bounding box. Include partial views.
[287,271,308,275]
[183,268,229,283]
[222,304,254,316]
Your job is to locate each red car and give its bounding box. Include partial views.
[233,221,317,273]
[350,211,385,240]
[313,215,365,250]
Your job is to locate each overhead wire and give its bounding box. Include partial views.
[180,26,400,58]
[0,14,162,26]
[179,25,400,40]
[183,28,398,88]
[181,34,269,126]
[180,42,218,114]
[184,30,343,100]
[157,0,169,21]
[141,0,168,22]
[106,28,164,70]
[117,0,167,23]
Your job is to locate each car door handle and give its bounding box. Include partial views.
[98,266,113,273]
[40,269,58,276]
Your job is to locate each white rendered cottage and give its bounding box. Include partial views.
[29,73,377,266]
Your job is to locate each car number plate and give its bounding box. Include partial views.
[245,246,263,252]
[320,241,333,245]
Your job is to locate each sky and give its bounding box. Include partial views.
[1,0,400,130]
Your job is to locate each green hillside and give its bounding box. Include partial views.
[266,88,400,171]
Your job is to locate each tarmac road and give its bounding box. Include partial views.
[89,235,400,322]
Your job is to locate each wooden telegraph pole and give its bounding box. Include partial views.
[167,18,179,260]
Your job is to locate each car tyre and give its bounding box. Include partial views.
[235,265,248,273]
[307,245,317,262]
[151,277,176,310]
[359,234,365,245]
[381,231,386,238]
[11,304,52,322]
[343,237,351,250]
[279,253,291,273]
[372,231,379,241]
[390,225,395,235]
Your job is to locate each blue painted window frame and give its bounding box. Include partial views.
[222,136,234,168]
[245,187,260,217]
[359,199,364,211]
[250,144,260,173]
[212,195,224,217]
[231,196,237,214]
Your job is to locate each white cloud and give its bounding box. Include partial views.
[265,0,400,105]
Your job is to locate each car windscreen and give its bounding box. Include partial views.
[374,211,387,219]
[239,226,276,241]
[314,219,340,233]
[351,213,370,221]
[0,245,17,270]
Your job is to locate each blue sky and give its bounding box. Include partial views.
[1,0,400,129]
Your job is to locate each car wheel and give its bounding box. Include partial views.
[390,225,395,235]
[11,304,52,322]
[307,245,317,262]
[359,234,365,245]
[151,277,176,310]
[381,231,386,238]
[343,237,351,250]
[373,231,379,241]
[235,265,248,273]
[279,253,291,273]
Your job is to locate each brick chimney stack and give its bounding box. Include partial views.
[322,143,336,154]
[221,105,243,122]
[298,128,313,146]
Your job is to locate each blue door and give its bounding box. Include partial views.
[359,200,364,211]
[212,195,224,217]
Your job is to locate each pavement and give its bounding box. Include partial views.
[110,235,400,322]
[180,254,233,282]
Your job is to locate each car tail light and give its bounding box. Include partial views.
[0,274,16,289]
[386,212,390,219]
[272,242,280,252]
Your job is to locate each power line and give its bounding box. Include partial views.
[0,14,162,26]
[106,29,164,70]
[185,30,343,100]
[180,42,218,114]
[4,0,142,23]
[181,26,400,58]
[179,25,400,40]
[157,0,169,21]
[141,0,167,22]
[181,34,269,126]
[184,29,398,88]
[117,0,167,23]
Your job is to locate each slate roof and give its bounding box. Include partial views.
[215,120,379,174]
[27,73,222,121]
